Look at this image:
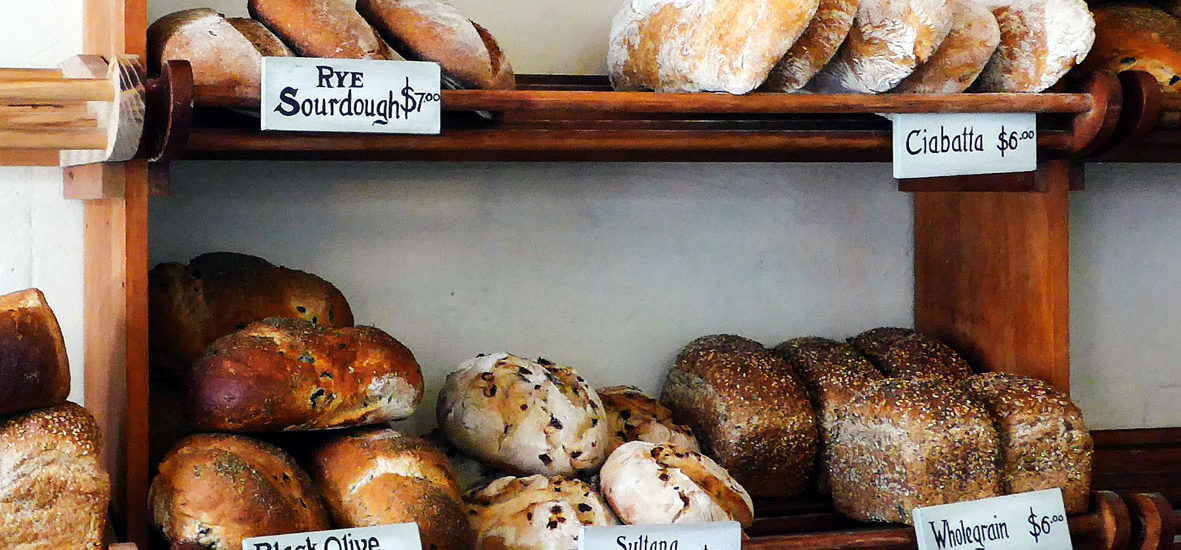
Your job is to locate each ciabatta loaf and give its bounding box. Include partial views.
[892,0,1000,93]
[762,0,860,92]
[0,288,70,416]
[972,0,1095,92]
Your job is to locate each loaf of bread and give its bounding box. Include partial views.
[248,0,402,59]
[356,0,514,89]
[761,0,860,92]
[310,428,474,550]
[660,334,817,497]
[437,353,607,477]
[830,378,1001,524]
[848,327,972,381]
[598,385,700,455]
[960,373,1093,514]
[149,252,354,375]
[187,318,424,431]
[810,0,954,93]
[465,475,617,550]
[607,0,821,93]
[892,0,1000,93]
[600,441,753,526]
[0,403,110,550]
[0,288,70,416]
[972,0,1095,92]
[773,337,883,493]
[150,433,330,549]
[846,326,914,366]
[1080,4,1181,93]
[147,9,291,97]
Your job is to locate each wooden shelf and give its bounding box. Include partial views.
[1092,71,1181,162]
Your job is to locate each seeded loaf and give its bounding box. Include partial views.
[892,0,1001,93]
[848,328,972,381]
[248,0,402,59]
[762,0,860,92]
[147,10,292,98]
[465,475,617,550]
[1081,4,1181,93]
[846,326,915,366]
[972,0,1095,92]
[659,334,817,497]
[186,318,424,431]
[0,288,70,416]
[598,385,700,456]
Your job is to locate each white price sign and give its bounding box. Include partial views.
[578,521,741,550]
[912,489,1073,550]
[242,523,422,550]
[892,113,1037,179]
[261,57,441,134]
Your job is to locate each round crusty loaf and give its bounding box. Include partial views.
[187,318,424,431]
[437,353,607,477]
[959,373,1093,514]
[971,0,1095,92]
[600,441,753,527]
[598,385,700,456]
[1080,4,1181,93]
[830,378,1001,524]
[0,403,110,550]
[607,0,821,93]
[150,434,330,550]
[148,10,292,98]
[356,0,514,89]
[149,252,354,375]
[248,0,402,59]
[465,475,617,550]
[892,0,1000,93]
[0,288,70,416]
[761,0,860,92]
[659,334,817,497]
[310,428,474,550]
[810,0,954,93]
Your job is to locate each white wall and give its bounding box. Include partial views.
[0,1,86,403]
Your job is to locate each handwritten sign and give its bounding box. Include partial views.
[261,57,441,134]
[242,523,422,550]
[912,489,1073,550]
[578,521,741,550]
[892,113,1037,179]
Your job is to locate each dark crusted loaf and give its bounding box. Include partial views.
[0,288,70,416]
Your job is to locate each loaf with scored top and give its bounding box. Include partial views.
[0,288,70,416]
[248,0,402,59]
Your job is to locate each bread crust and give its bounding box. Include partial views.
[1081,4,1181,93]
[248,0,401,59]
[465,475,616,550]
[879,333,973,380]
[892,0,1000,93]
[762,0,860,92]
[0,288,70,416]
[148,10,293,97]
[598,385,700,455]
[972,0,1095,92]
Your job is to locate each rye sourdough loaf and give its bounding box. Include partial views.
[607,0,821,93]
[186,318,424,431]
[762,0,860,92]
[959,373,1093,514]
[147,10,292,98]
[659,334,817,497]
[892,0,1001,93]
[598,385,700,455]
[1081,4,1181,93]
[0,288,70,416]
[248,0,402,59]
[971,0,1095,92]
[0,403,110,550]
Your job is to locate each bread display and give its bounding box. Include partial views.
[0,403,110,550]
[972,0,1095,92]
[829,378,1002,524]
[773,337,883,493]
[465,474,617,550]
[0,288,70,416]
[356,0,515,89]
[186,318,424,431]
[1081,4,1181,93]
[960,373,1093,514]
[248,0,402,59]
[149,252,354,375]
[599,441,754,526]
[848,327,972,381]
[607,0,821,93]
[150,434,330,549]
[147,9,292,97]
[761,0,859,92]
[892,0,1001,94]
[810,0,954,93]
[310,428,474,550]
[659,334,816,497]
[598,385,700,455]
[437,353,607,477]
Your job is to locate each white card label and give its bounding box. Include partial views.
[578,521,741,550]
[261,57,441,134]
[892,113,1037,179]
[241,523,422,550]
[912,489,1073,550]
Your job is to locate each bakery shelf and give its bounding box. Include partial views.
[1092,70,1181,162]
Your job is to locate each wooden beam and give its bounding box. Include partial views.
[913,159,1071,392]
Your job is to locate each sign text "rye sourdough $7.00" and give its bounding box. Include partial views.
[261,57,441,134]
[892,113,1037,179]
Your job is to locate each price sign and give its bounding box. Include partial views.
[912,489,1073,550]
[892,113,1037,179]
[578,521,741,550]
[261,57,441,134]
[241,522,421,550]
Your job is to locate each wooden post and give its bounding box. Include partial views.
[913,160,1072,392]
